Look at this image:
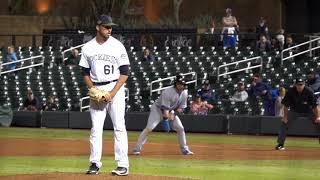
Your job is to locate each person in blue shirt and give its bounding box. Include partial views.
[197,80,218,104]
[6,46,18,71]
[248,74,274,115]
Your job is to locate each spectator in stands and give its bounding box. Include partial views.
[307,71,320,92]
[307,71,320,104]
[248,74,271,99]
[197,80,218,103]
[65,48,80,67]
[22,89,40,111]
[273,29,285,51]
[256,34,272,53]
[229,82,248,102]
[221,8,239,49]
[284,35,296,49]
[142,48,155,62]
[256,17,269,40]
[202,18,217,47]
[248,74,272,115]
[275,87,286,117]
[42,95,58,111]
[6,46,17,71]
[207,18,215,34]
[190,95,214,115]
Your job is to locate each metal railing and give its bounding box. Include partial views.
[0,55,45,75]
[62,44,85,61]
[217,56,262,81]
[80,88,129,112]
[281,37,320,65]
[306,35,320,57]
[150,72,197,97]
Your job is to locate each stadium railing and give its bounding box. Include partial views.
[150,72,197,97]
[281,36,320,65]
[0,55,44,75]
[217,56,262,81]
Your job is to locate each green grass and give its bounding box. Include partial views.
[0,127,319,148]
[0,156,320,180]
[1,127,320,179]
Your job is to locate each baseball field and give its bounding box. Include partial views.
[0,127,320,180]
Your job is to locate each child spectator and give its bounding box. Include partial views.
[190,96,214,115]
[42,95,58,111]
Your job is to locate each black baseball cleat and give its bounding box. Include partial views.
[86,163,99,175]
[275,144,285,150]
[111,167,129,176]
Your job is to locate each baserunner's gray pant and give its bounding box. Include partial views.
[277,111,315,145]
[134,104,190,152]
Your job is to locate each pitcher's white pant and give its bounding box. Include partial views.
[89,83,129,169]
[134,104,190,152]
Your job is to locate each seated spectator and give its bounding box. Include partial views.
[64,49,80,66]
[256,34,272,53]
[273,29,285,51]
[6,46,18,71]
[284,35,296,49]
[248,74,271,99]
[42,95,58,111]
[197,80,218,103]
[248,74,272,115]
[229,82,248,102]
[307,71,320,92]
[256,17,269,40]
[190,96,214,115]
[22,89,40,111]
[307,71,320,104]
[142,48,155,62]
[275,87,286,117]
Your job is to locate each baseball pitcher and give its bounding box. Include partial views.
[79,15,129,176]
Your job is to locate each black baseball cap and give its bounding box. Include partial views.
[97,14,117,26]
[295,77,305,84]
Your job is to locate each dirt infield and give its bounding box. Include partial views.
[1,138,320,160]
[1,138,320,179]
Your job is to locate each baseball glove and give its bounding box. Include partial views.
[88,87,111,103]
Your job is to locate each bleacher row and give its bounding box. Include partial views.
[0,45,319,114]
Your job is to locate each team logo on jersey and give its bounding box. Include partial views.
[120,53,128,60]
[88,54,117,64]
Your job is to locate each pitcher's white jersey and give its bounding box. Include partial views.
[80,35,130,170]
[79,36,130,82]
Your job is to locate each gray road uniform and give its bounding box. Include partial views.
[133,87,193,155]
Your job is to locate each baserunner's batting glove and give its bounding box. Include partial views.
[162,118,171,132]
